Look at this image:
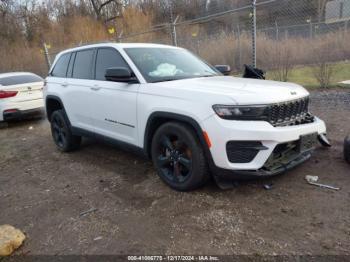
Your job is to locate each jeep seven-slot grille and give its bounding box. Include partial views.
[266,97,312,127]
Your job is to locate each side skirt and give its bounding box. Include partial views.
[71,126,147,159]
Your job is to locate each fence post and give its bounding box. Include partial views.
[252,0,257,68]
[43,42,51,69]
[117,30,123,43]
[345,20,348,34]
[309,21,313,38]
[275,20,279,41]
[237,25,242,70]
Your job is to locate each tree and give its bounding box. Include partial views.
[89,0,126,22]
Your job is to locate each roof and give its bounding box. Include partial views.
[58,42,180,56]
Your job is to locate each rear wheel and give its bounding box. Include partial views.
[151,122,209,191]
[50,110,81,152]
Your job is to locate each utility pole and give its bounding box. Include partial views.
[252,0,257,68]
[169,1,179,46]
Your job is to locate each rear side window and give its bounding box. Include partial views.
[95,48,130,81]
[0,74,43,86]
[51,53,71,77]
[73,49,94,79]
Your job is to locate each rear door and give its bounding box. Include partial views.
[90,47,139,145]
[63,49,96,132]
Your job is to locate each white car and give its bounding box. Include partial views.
[44,43,327,191]
[0,72,44,122]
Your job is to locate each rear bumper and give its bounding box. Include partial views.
[0,98,44,121]
[2,107,45,121]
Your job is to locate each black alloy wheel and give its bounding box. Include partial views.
[50,110,81,152]
[151,122,209,191]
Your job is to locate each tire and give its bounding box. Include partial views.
[50,109,81,152]
[344,135,350,164]
[151,121,209,191]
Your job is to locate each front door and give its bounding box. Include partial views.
[90,48,139,146]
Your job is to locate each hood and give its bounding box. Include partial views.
[152,76,309,105]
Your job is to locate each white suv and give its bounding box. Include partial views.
[44,43,327,191]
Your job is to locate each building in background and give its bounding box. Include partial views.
[326,0,350,23]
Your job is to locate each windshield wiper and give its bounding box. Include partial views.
[200,74,217,78]
[152,78,180,83]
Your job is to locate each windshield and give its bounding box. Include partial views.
[124,47,220,83]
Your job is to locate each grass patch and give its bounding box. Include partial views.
[266,62,350,89]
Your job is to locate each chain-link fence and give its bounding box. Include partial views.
[45,0,350,78]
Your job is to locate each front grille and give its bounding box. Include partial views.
[226,141,266,163]
[266,97,313,127]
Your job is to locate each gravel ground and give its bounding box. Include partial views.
[0,90,349,257]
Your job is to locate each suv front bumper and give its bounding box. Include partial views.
[201,114,326,176]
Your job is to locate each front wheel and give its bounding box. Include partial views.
[50,110,81,152]
[151,122,209,191]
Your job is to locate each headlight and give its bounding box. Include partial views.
[212,105,268,120]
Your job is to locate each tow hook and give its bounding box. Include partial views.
[318,134,331,147]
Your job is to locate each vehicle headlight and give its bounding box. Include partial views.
[212,105,268,120]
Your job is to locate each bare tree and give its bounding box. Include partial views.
[313,42,335,88]
[89,0,127,22]
[270,42,294,82]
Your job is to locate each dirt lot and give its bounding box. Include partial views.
[0,90,349,256]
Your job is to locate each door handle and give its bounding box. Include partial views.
[61,82,68,87]
[91,85,101,91]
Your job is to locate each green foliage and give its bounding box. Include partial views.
[266,62,350,88]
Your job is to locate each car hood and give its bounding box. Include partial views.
[152,76,309,105]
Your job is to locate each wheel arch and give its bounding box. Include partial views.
[45,95,65,122]
[143,112,214,165]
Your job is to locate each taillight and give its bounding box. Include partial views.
[0,90,18,99]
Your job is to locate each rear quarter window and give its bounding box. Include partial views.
[51,53,71,77]
[0,74,43,86]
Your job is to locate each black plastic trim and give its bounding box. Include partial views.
[3,107,45,121]
[45,95,69,123]
[213,152,312,180]
[71,126,145,157]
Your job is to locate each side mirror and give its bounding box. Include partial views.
[215,65,231,76]
[105,67,138,83]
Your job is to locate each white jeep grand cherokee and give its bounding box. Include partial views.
[44,43,327,191]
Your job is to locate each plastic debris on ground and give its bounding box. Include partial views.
[305,176,340,191]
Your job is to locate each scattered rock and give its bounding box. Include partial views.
[93,236,103,241]
[0,225,26,256]
[79,208,98,217]
[263,184,273,190]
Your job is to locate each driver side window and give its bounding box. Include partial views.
[95,48,130,81]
